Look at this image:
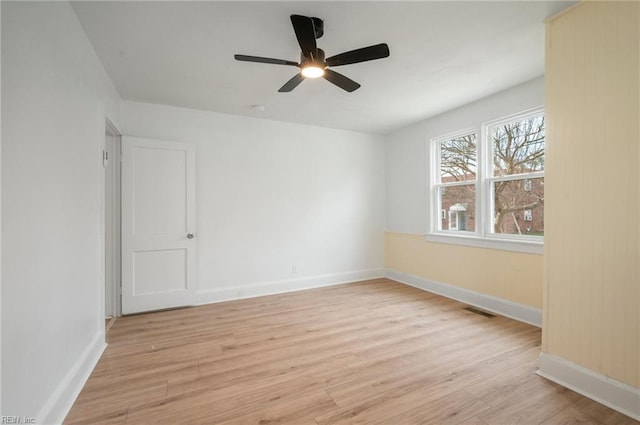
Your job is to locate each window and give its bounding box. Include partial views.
[488,112,544,237]
[434,131,477,233]
[428,108,544,253]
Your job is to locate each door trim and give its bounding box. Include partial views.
[104,118,122,318]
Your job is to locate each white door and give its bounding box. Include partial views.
[121,136,196,315]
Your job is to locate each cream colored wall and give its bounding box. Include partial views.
[543,1,639,387]
[386,232,544,309]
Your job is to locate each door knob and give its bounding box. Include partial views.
[187,233,194,239]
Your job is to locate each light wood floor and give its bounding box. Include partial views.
[66,279,638,425]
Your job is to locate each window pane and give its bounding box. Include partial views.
[492,115,544,177]
[439,184,476,232]
[440,134,477,182]
[493,177,544,236]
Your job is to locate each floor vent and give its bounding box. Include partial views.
[463,306,496,318]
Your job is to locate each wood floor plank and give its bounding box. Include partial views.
[125,353,355,424]
[379,389,490,425]
[318,343,543,425]
[572,398,640,425]
[327,339,540,410]
[64,279,638,425]
[210,391,336,425]
[477,380,582,424]
[454,417,490,425]
[465,363,544,407]
[538,406,603,425]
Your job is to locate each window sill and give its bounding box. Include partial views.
[425,232,543,254]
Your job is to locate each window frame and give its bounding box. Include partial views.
[430,128,480,236]
[430,128,479,238]
[426,107,544,254]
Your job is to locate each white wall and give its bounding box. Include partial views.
[123,102,386,302]
[386,77,545,234]
[1,2,121,423]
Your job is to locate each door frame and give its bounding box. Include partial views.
[104,118,122,318]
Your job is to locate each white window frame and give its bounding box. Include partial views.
[448,210,458,230]
[430,128,478,238]
[426,107,544,254]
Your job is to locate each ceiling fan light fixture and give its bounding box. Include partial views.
[301,64,325,78]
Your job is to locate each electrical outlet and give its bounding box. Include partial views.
[291,265,298,274]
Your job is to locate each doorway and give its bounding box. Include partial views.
[105,119,122,323]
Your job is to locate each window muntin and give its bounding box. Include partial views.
[429,108,544,249]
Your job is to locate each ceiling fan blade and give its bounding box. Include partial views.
[323,69,360,92]
[290,15,317,54]
[326,43,390,67]
[234,55,299,67]
[278,73,305,92]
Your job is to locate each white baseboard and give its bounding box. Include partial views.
[196,268,386,305]
[37,334,106,425]
[538,353,640,421]
[385,268,542,327]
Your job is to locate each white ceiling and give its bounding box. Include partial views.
[71,1,573,135]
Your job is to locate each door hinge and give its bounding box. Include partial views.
[103,149,109,167]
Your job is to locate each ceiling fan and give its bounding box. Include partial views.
[234,14,390,93]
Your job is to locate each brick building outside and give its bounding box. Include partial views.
[439,177,544,236]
